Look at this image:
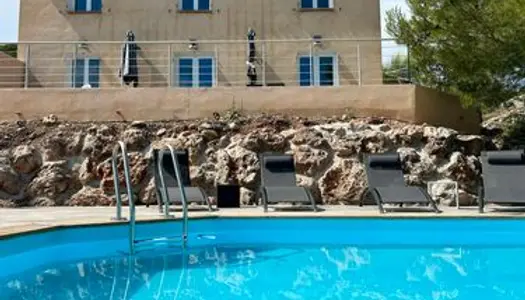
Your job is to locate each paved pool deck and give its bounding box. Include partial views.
[1,205,525,237]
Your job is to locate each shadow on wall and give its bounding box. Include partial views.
[139,53,167,88]
[0,52,25,88]
[338,63,358,85]
[263,63,284,86]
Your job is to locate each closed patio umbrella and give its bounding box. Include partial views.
[246,28,258,86]
[119,30,139,87]
[247,28,256,63]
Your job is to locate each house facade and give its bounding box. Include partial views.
[18,0,382,88]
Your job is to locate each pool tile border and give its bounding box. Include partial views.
[1,206,525,239]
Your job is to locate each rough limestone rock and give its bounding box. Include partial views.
[0,112,501,208]
[319,158,365,205]
[11,145,42,174]
[25,160,77,206]
[96,152,149,193]
[69,186,113,206]
[482,95,525,149]
[0,154,20,195]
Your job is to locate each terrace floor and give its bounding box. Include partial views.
[1,205,525,237]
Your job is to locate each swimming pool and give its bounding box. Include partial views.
[1,217,525,300]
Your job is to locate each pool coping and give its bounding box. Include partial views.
[2,205,525,239]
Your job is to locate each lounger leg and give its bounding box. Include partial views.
[429,200,441,213]
[370,189,385,214]
[205,197,213,212]
[419,187,441,213]
[478,201,484,213]
[478,185,484,213]
[154,189,163,213]
[377,201,385,214]
[308,192,318,212]
[358,188,368,207]
[261,188,269,213]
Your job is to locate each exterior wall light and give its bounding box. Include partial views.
[188,39,198,51]
[312,35,323,46]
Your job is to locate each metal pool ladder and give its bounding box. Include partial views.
[111,142,190,255]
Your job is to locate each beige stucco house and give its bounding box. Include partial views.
[17,0,382,88]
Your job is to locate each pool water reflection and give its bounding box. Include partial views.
[3,244,525,300]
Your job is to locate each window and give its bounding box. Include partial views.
[180,0,211,11]
[300,0,333,9]
[176,57,215,88]
[71,57,100,88]
[68,0,102,12]
[298,54,338,86]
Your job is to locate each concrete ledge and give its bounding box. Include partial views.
[0,85,480,133]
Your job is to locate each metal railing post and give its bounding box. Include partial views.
[214,43,219,87]
[407,44,412,83]
[357,44,362,86]
[24,44,31,89]
[309,42,314,86]
[72,44,78,88]
[167,43,172,87]
[120,42,125,87]
[261,41,266,86]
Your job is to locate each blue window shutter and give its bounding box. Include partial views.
[197,0,210,10]
[75,0,87,11]
[178,58,194,87]
[91,0,102,12]
[317,0,330,8]
[198,58,213,87]
[298,56,312,86]
[88,59,100,88]
[319,56,334,86]
[74,59,85,88]
[181,0,194,10]
[301,0,313,8]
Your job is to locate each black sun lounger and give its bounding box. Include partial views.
[259,153,317,212]
[479,150,525,213]
[153,148,212,211]
[360,152,440,213]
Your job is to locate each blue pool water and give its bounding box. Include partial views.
[1,218,525,300]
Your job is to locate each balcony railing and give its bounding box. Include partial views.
[0,38,410,89]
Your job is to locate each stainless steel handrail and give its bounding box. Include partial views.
[111,141,136,254]
[11,37,398,45]
[157,144,189,247]
[157,153,171,219]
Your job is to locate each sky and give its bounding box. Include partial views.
[0,0,409,62]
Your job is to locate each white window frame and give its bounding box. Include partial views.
[180,0,212,11]
[174,56,216,88]
[301,0,334,9]
[70,56,100,88]
[297,53,339,86]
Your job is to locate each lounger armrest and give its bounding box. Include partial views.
[486,150,525,165]
[367,153,401,169]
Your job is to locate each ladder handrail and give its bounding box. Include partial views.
[157,144,189,246]
[111,141,136,254]
[157,151,171,219]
